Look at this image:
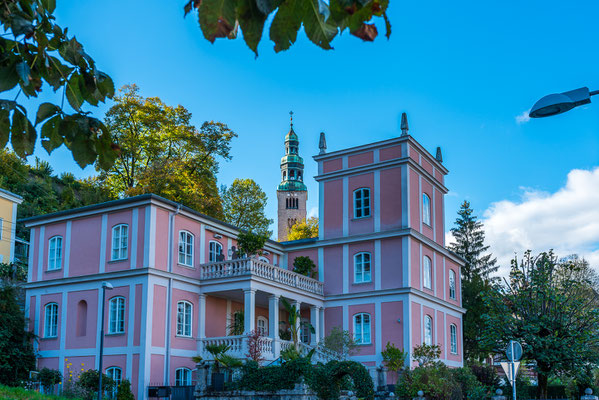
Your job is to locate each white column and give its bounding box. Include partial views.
[293,300,301,342]
[244,289,256,334]
[269,295,280,358]
[198,294,206,339]
[310,306,320,345]
[319,307,325,341]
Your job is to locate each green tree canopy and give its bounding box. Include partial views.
[221,178,272,236]
[287,217,319,241]
[482,251,599,398]
[97,84,237,218]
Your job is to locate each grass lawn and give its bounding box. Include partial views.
[0,385,79,400]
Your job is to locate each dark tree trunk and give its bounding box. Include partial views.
[537,372,549,399]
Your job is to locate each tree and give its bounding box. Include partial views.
[319,327,358,359]
[116,379,135,400]
[381,342,407,380]
[1,0,117,168]
[183,0,393,56]
[287,217,319,241]
[236,231,268,257]
[97,85,237,218]
[482,251,599,398]
[293,256,316,277]
[221,178,272,236]
[449,200,499,362]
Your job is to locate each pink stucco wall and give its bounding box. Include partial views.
[410,239,420,289]
[154,208,170,271]
[38,357,59,371]
[381,301,403,348]
[436,310,445,357]
[323,246,343,295]
[150,354,164,384]
[408,144,420,164]
[170,356,196,385]
[435,253,444,300]
[379,167,402,230]
[152,285,167,347]
[135,207,146,269]
[70,216,101,277]
[134,284,142,346]
[409,168,420,230]
[421,159,433,176]
[323,158,342,173]
[323,179,343,239]
[103,354,127,378]
[381,238,402,290]
[348,151,373,168]
[434,188,444,245]
[348,303,375,356]
[348,173,374,236]
[287,249,318,276]
[64,356,95,381]
[66,289,98,349]
[411,302,421,348]
[324,306,342,335]
[379,144,403,161]
[205,296,227,337]
[131,354,140,398]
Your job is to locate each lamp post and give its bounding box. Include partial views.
[98,281,113,400]
[529,86,599,118]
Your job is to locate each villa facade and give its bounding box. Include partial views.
[23,119,465,399]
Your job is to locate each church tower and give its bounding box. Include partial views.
[277,112,307,241]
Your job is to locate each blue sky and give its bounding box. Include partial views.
[21,0,599,268]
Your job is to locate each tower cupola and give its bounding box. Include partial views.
[278,111,307,192]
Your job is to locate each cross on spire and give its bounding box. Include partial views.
[289,111,294,127]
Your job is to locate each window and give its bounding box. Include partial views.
[301,320,310,343]
[44,303,58,338]
[178,231,194,267]
[354,188,371,218]
[258,256,269,263]
[177,301,193,337]
[353,313,371,344]
[111,224,128,261]
[450,324,458,354]
[424,315,433,346]
[108,296,125,334]
[423,256,432,289]
[354,252,371,283]
[449,270,456,299]
[106,367,122,397]
[48,236,63,270]
[175,368,192,386]
[0,218,3,240]
[209,241,223,262]
[257,316,268,336]
[422,193,431,225]
[77,300,87,337]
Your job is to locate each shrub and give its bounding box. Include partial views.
[469,364,500,388]
[319,327,358,359]
[246,330,265,363]
[412,343,441,367]
[236,231,267,257]
[116,379,135,400]
[292,256,316,277]
[381,342,407,380]
[76,369,114,400]
[39,368,62,392]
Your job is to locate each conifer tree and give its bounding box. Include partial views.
[449,201,498,362]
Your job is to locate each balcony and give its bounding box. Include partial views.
[199,258,324,296]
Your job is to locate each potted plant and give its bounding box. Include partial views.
[204,344,241,391]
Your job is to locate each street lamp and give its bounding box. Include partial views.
[98,281,113,400]
[529,86,599,118]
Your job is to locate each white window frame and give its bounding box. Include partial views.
[111,224,128,261]
[353,188,371,218]
[449,270,456,299]
[353,313,371,345]
[175,367,192,386]
[354,252,371,283]
[209,241,223,262]
[0,218,3,240]
[422,193,431,226]
[450,324,458,354]
[44,302,58,338]
[423,256,432,289]
[48,236,63,271]
[108,296,126,334]
[257,316,268,336]
[178,231,194,267]
[106,366,122,396]
[424,315,433,346]
[300,319,310,343]
[176,301,193,337]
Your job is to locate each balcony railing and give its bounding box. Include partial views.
[199,258,324,296]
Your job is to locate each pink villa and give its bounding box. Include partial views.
[23,115,464,399]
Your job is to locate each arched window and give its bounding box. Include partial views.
[175,367,192,386]
[176,301,193,337]
[354,252,371,283]
[77,300,87,337]
[301,319,310,343]
[424,315,433,346]
[353,313,371,344]
[449,270,456,299]
[108,296,125,334]
[423,256,432,289]
[178,231,194,267]
[209,241,223,262]
[111,224,128,261]
[106,366,122,396]
[450,324,458,354]
[44,303,58,338]
[48,236,63,270]
[258,256,269,263]
[354,188,371,218]
[257,316,268,336]
[422,193,431,226]
[283,171,287,180]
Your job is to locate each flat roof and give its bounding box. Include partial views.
[0,187,23,203]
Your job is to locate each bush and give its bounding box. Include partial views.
[236,231,267,257]
[469,364,500,388]
[397,364,488,400]
[116,379,135,400]
[319,327,358,359]
[292,256,316,278]
[39,368,62,392]
[76,369,114,400]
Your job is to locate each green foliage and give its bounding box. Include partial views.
[287,217,319,241]
[469,364,499,389]
[76,369,114,398]
[280,297,313,350]
[235,358,311,392]
[221,178,272,236]
[0,385,77,400]
[227,310,244,336]
[412,343,441,367]
[116,379,135,400]
[96,84,237,218]
[449,200,499,362]
[38,368,62,391]
[236,231,268,257]
[397,364,488,400]
[280,347,302,361]
[0,262,27,282]
[319,326,358,359]
[205,343,240,373]
[292,256,316,277]
[0,283,36,386]
[381,342,407,373]
[184,0,392,56]
[0,0,117,167]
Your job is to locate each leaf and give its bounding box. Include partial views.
[65,74,84,111]
[59,37,83,66]
[35,102,61,125]
[96,71,115,99]
[269,0,303,52]
[256,0,280,14]
[302,0,337,50]
[351,22,377,41]
[383,12,391,39]
[40,115,63,153]
[10,109,36,157]
[41,0,57,13]
[198,0,237,43]
[184,0,194,16]
[11,17,35,38]
[0,109,9,148]
[237,0,267,55]
[16,62,30,83]
[0,64,20,92]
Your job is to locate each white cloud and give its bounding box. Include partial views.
[515,110,530,125]
[482,167,599,276]
[308,207,318,219]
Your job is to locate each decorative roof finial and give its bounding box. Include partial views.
[435,147,443,163]
[400,112,409,136]
[289,110,294,128]
[319,132,327,155]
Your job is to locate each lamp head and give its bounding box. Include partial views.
[529,87,591,118]
[102,281,113,290]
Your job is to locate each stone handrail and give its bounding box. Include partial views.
[297,341,343,363]
[199,258,324,296]
[198,335,245,357]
